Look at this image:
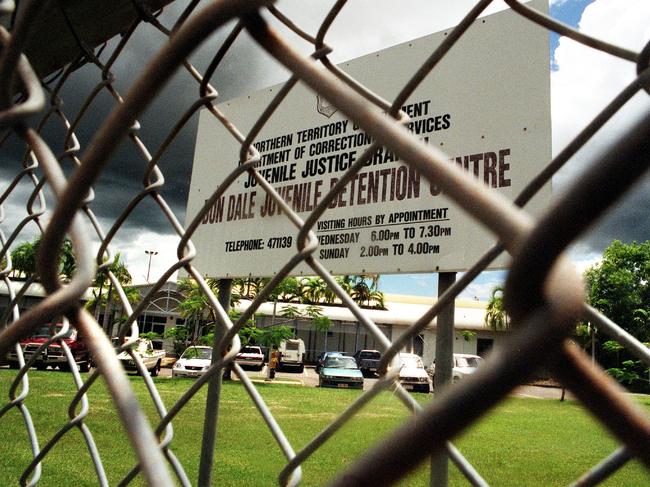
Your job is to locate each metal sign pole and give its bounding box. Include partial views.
[198,278,233,487]
[430,272,456,487]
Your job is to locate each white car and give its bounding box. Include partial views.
[429,353,484,383]
[235,345,265,370]
[172,346,213,378]
[397,353,431,393]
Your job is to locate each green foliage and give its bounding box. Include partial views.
[606,360,643,386]
[585,240,650,341]
[311,315,331,333]
[279,304,302,319]
[238,275,386,309]
[459,330,476,342]
[10,239,37,277]
[10,236,77,281]
[164,326,189,356]
[601,340,623,354]
[585,241,650,389]
[139,332,161,341]
[163,326,188,341]
[198,333,214,346]
[239,323,262,347]
[257,325,294,348]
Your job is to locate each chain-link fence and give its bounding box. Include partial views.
[0,0,649,485]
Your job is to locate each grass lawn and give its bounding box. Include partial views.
[1,369,649,486]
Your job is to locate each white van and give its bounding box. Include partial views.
[278,338,305,372]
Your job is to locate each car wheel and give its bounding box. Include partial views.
[36,363,47,371]
[298,364,304,373]
[151,360,161,377]
[79,360,90,373]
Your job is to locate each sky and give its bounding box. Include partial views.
[2,0,649,299]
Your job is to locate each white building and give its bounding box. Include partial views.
[245,293,502,365]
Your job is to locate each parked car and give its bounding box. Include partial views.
[235,345,265,370]
[353,349,382,376]
[315,351,347,372]
[278,338,305,372]
[428,353,484,383]
[318,355,364,389]
[172,346,213,378]
[396,353,431,393]
[6,323,91,372]
[117,338,166,376]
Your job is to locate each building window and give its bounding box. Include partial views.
[137,314,167,336]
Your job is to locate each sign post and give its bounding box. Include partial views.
[199,278,233,487]
[430,272,457,486]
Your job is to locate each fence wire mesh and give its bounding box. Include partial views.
[0,0,649,486]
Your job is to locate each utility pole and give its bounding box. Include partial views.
[145,250,158,282]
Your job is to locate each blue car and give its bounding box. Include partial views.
[318,355,364,389]
[315,351,347,373]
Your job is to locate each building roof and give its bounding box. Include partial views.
[0,279,95,300]
[237,293,489,331]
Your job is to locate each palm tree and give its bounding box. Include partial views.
[302,276,328,304]
[10,236,77,281]
[177,277,240,340]
[336,275,354,298]
[485,285,509,331]
[346,275,385,309]
[90,253,133,334]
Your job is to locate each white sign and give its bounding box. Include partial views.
[187,0,550,277]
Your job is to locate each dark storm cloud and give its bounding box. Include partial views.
[581,176,650,252]
[18,5,290,241]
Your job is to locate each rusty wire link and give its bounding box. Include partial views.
[0,0,649,486]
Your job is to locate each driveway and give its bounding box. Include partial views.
[160,365,570,399]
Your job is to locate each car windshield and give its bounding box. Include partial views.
[240,347,261,354]
[32,325,74,339]
[32,326,52,338]
[400,355,424,369]
[324,352,343,359]
[456,356,483,368]
[360,351,380,359]
[182,347,212,360]
[325,356,358,369]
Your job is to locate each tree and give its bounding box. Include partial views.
[10,236,76,281]
[164,326,190,356]
[485,285,509,331]
[585,240,650,391]
[302,276,328,304]
[176,278,222,340]
[86,253,133,334]
[11,239,37,278]
[585,240,650,341]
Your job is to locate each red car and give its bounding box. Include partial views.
[6,323,91,372]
